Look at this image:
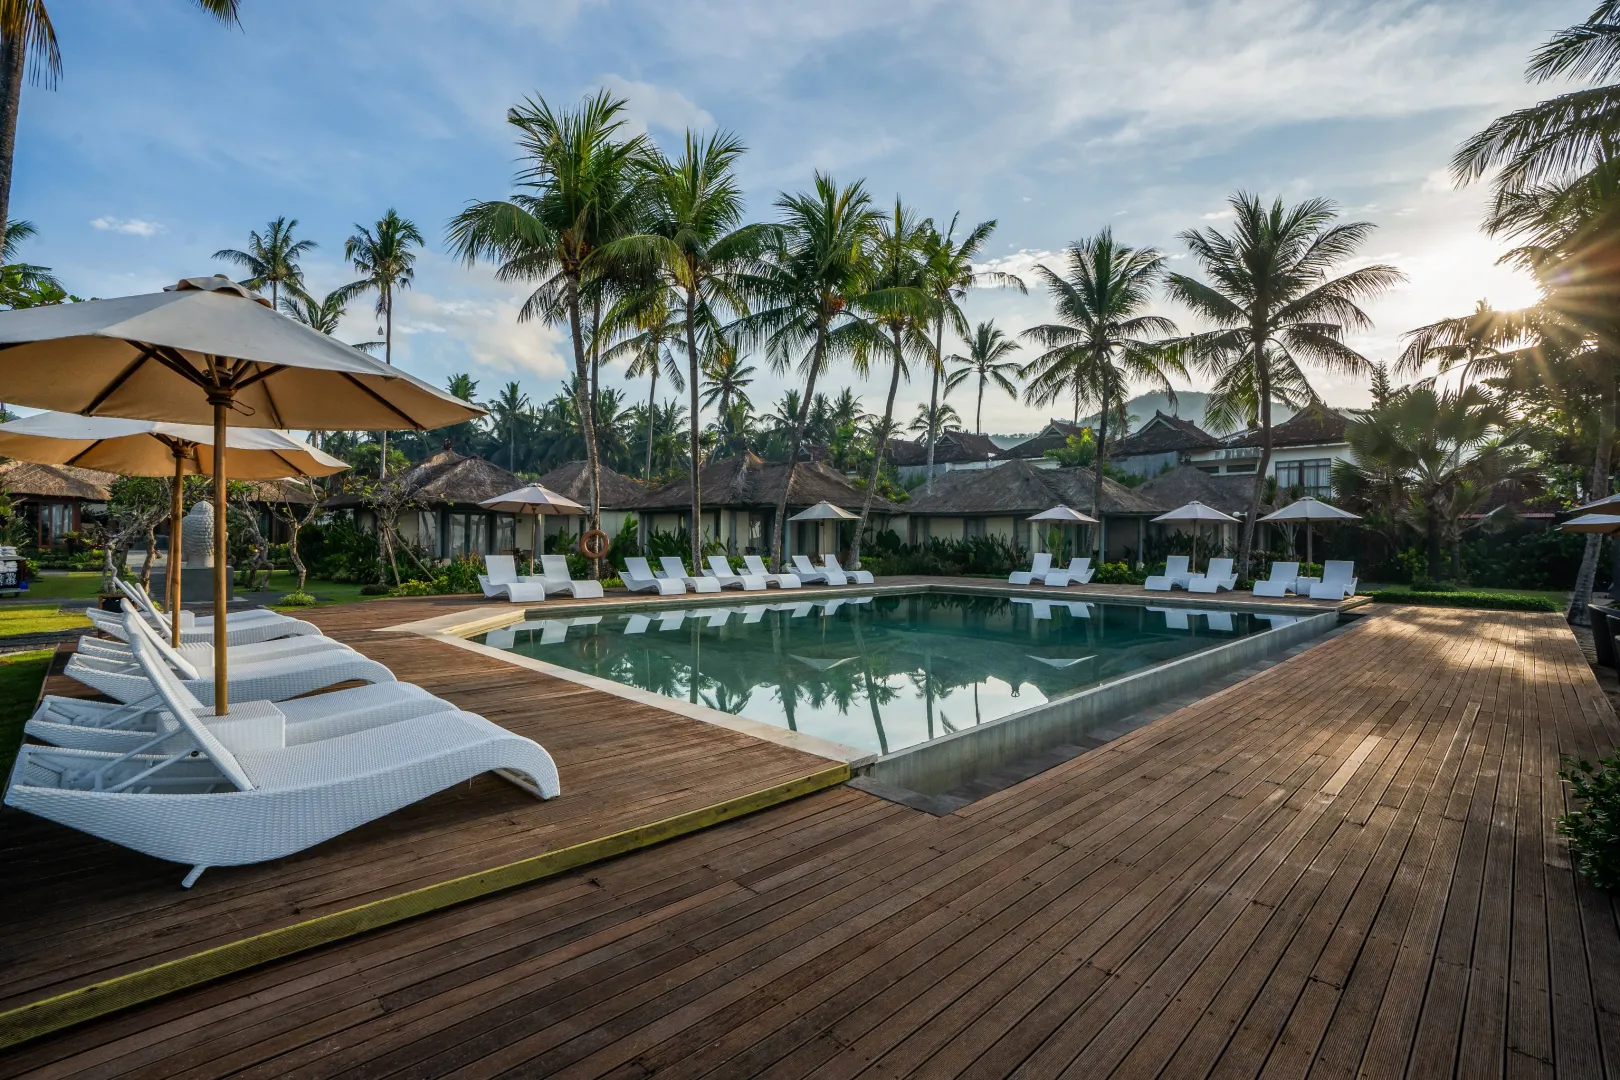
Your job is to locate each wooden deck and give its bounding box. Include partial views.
[3,601,1617,1077]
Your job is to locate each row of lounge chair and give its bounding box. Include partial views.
[481,551,877,603]
[6,581,559,888]
[1007,552,1358,600]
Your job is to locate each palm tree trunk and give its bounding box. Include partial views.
[0,34,22,247]
[924,317,943,493]
[684,290,703,571]
[1425,501,1442,579]
[379,290,391,480]
[644,365,658,482]
[566,276,603,579]
[1569,379,1616,624]
[771,326,827,571]
[589,293,602,546]
[853,327,904,568]
[976,372,986,434]
[1237,349,1270,578]
[1094,382,1108,558]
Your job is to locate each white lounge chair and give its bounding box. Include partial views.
[1009,552,1053,586]
[533,554,604,599]
[1144,555,1193,592]
[622,557,686,595]
[1012,597,1056,620]
[67,604,396,705]
[478,554,549,604]
[705,555,767,591]
[1188,558,1238,593]
[1205,610,1235,632]
[738,604,767,623]
[5,618,559,888]
[742,555,801,589]
[792,555,845,585]
[1066,602,1093,618]
[822,555,873,585]
[1308,561,1359,600]
[659,556,722,593]
[774,601,814,617]
[1251,561,1300,598]
[1043,557,1093,586]
[90,580,320,647]
[1147,605,1192,630]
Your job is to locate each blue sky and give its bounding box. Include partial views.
[15,0,1579,435]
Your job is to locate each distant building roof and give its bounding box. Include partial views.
[237,479,320,505]
[0,461,116,501]
[1137,465,1272,517]
[903,458,1165,517]
[1219,407,1349,450]
[324,449,523,509]
[534,460,643,508]
[635,452,895,512]
[1112,411,1219,457]
[1000,419,1092,460]
[883,432,1001,467]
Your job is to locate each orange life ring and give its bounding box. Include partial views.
[578,529,609,559]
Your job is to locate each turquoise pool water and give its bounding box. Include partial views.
[473,592,1299,757]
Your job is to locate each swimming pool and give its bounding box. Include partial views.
[472,591,1311,760]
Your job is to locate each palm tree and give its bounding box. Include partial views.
[214,217,315,307]
[608,129,767,568]
[946,320,1021,433]
[0,0,240,235]
[345,209,423,479]
[909,401,962,438]
[1166,194,1402,573]
[699,336,756,413]
[918,215,1022,491]
[278,283,378,350]
[1021,230,1183,555]
[490,381,530,471]
[448,90,653,568]
[603,289,685,480]
[731,173,882,569]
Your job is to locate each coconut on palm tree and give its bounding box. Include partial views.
[214,216,315,308]
[449,91,653,569]
[1021,230,1183,556]
[946,320,1020,434]
[732,172,882,569]
[1166,194,1402,573]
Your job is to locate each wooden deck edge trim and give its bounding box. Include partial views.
[0,761,851,1051]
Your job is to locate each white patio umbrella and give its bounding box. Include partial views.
[1027,505,1098,558]
[789,501,857,556]
[1151,501,1238,568]
[1259,496,1361,568]
[0,275,482,713]
[1561,513,1620,534]
[1574,492,1620,512]
[479,484,586,575]
[0,412,348,645]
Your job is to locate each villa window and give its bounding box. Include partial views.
[416,511,440,558]
[495,514,516,553]
[965,517,986,539]
[1276,458,1333,497]
[469,514,489,556]
[449,514,467,557]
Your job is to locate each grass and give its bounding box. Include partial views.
[1362,583,1565,613]
[1360,583,1569,604]
[19,572,106,601]
[0,605,90,638]
[0,648,53,777]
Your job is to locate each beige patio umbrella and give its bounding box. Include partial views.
[1561,513,1620,534]
[789,501,858,557]
[0,275,482,713]
[1027,504,1098,559]
[1259,496,1361,569]
[1151,501,1238,569]
[0,412,348,645]
[479,484,586,575]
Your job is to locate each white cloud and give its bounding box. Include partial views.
[89,216,161,237]
[599,74,715,136]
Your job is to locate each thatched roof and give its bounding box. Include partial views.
[903,458,1165,517]
[1138,465,1272,517]
[324,449,523,509]
[635,452,896,513]
[1113,412,1218,456]
[883,432,1001,467]
[534,460,643,508]
[236,479,320,505]
[0,460,115,501]
[1222,407,1348,449]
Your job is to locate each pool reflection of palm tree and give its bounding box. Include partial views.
[852,617,895,755]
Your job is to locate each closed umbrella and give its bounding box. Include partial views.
[0,275,481,713]
[1151,501,1238,569]
[0,412,347,644]
[1027,505,1098,559]
[789,501,857,557]
[1259,496,1361,569]
[479,485,586,575]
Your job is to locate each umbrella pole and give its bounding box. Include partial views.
[213,402,229,716]
[1306,524,1313,571]
[531,510,539,577]
[170,448,185,648]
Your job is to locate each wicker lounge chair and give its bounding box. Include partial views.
[90,580,319,647]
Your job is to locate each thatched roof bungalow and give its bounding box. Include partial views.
[0,460,116,547]
[898,457,1167,561]
[325,449,533,560]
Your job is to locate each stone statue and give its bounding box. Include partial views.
[181,501,214,567]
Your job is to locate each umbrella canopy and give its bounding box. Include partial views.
[0,277,480,430]
[1561,513,1620,534]
[0,275,484,715]
[1574,492,1620,513]
[788,501,858,521]
[0,412,347,479]
[478,484,586,516]
[1258,497,1361,523]
[1152,501,1238,525]
[1026,505,1099,524]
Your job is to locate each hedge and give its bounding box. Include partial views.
[1365,589,1561,613]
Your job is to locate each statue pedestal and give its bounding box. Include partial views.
[150,565,233,604]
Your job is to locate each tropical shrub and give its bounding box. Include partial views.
[863,535,1026,577]
[1365,589,1559,612]
[1093,560,1146,585]
[277,591,316,607]
[359,582,392,595]
[311,517,383,584]
[394,579,437,597]
[1558,753,1620,890]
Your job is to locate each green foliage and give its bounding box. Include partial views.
[1558,753,1620,891]
[394,580,437,597]
[1093,560,1147,585]
[311,516,383,584]
[1365,589,1559,612]
[864,535,1026,577]
[359,582,393,595]
[277,591,317,607]
[1043,432,1096,468]
[436,554,486,595]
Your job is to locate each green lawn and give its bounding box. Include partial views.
[0,605,90,638]
[0,649,53,777]
[1360,583,1570,603]
[19,572,105,601]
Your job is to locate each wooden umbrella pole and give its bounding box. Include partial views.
[213,400,229,716]
[170,448,185,648]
